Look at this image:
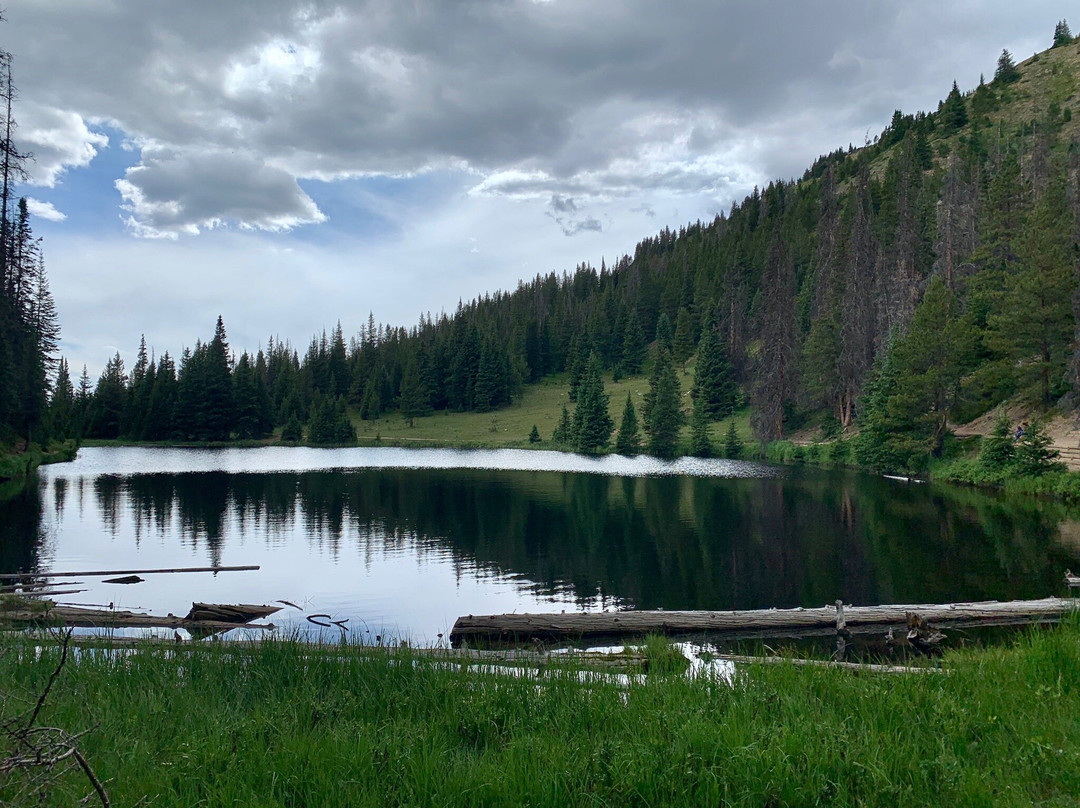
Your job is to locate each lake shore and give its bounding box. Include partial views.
[3,620,1079,806]
[0,441,77,496]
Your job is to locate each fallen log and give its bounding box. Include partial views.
[450,597,1078,645]
[714,654,943,675]
[184,603,280,623]
[0,583,85,594]
[0,565,259,580]
[0,600,279,632]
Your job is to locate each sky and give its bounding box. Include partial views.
[5,1,1067,378]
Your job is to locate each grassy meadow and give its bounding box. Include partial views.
[351,364,755,454]
[2,622,1080,807]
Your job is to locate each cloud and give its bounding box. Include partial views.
[10,1,1064,235]
[115,147,326,237]
[17,103,108,187]
[545,193,602,236]
[25,197,67,222]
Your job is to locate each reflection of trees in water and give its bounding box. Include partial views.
[52,478,66,516]
[39,465,1080,609]
[0,481,44,575]
[93,475,123,537]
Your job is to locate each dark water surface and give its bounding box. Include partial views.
[3,447,1078,644]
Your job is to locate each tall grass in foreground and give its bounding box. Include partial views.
[2,625,1080,807]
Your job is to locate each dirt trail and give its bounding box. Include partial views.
[788,408,1080,471]
[952,407,1080,470]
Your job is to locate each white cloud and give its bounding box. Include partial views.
[115,147,326,237]
[25,197,67,222]
[17,103,108,187]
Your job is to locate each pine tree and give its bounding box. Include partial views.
[233,352,269,439]
[978,410,1015,476]
[621,314,646,374]
[566,332,590,402]
[528,424,541,443]
[572,353,613,453]
[203,316,235,441]
[994,49,1019,84]
[360,379,380,420]
[646,347,683,459]
[125,335,152,438]
[1015,418,1063,476]
[48,358,75,439]
[884,276,970,461]
[308,394,357,445]
[552,404,572,445]
[399,355,431,426]
[940,80,969,133]
[692,311,737,419]
[1053,20,1073,48]
[88,353,127,439]
[614,392,641,455]
[280,413,303,443]
[673,306,694,364]
[986,178,1073,405]
[723,419,743,459]
[473,340,503,412]
[654,312,673,353]
[76,365,92,437]
[145,353,178,440]
[689,399,712,457]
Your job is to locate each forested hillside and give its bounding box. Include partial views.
[71,25,1080,472]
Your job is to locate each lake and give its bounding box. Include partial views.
[3,446,1079,644]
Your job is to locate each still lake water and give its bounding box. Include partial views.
[3,446,1080,644]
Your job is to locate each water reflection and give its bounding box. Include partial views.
[2,448,1078,642]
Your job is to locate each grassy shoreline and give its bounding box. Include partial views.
[0,441,78,498]
[2,622,1079,806]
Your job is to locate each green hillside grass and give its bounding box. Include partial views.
[350,363,754,453]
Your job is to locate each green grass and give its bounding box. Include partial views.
[3,622,1080,806]
[0,441,77,485]
[351,366,756,455]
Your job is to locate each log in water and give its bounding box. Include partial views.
[0,565,260,580]
[450,597,1078,644]
[0,601,281,632]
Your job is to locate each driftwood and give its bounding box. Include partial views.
[0,584,85,596]
[450,597,1078,645]
[714,653,942,675]
[1066,570,1080,589]
[0,566,260,581]
[0,601,280,632]
[184,603,280,624]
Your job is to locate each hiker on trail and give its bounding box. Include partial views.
[1015,421,1028,442]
